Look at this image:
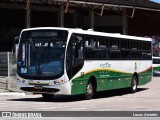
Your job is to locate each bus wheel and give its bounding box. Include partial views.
[42,93,54,100]
[85,80,94,100]
[130,75,138,93]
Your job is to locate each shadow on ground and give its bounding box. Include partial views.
[7,88,148,103]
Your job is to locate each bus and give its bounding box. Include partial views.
[153,57,160,76]
[16,27,152,100]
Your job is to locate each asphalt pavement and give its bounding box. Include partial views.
[0,76,160,120]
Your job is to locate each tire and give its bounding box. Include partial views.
[130,75,138,93]
[85,80,95,100]
[42,93,54,100]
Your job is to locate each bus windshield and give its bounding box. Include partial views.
[17,30,68,79]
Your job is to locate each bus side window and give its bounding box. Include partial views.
[141,41,152,59]
[97,37,108,59]
[121,39,130,59]
[78,44,83,58]
[85,36,97,59]
[131,40,141,59]
[109,38,120,59]
[72,36,84,59]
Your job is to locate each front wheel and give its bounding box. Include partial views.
[42,93,54,100]
[130,76,138,93]
[85,81,95,100]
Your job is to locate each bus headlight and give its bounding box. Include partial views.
[54,80,64,84]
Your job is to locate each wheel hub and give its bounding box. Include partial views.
[87,84,92,95]
[133,79,137,90]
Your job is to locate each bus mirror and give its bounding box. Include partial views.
[14,36,19,44]
[13,36,19,54]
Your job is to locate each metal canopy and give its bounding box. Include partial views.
[1,0,160,12]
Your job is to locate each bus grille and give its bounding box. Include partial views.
[20,87,60,93]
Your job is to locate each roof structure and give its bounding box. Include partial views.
[86,0,160,10]
[1,0,160,11]
[62,0,160,11]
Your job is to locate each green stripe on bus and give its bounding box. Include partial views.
[153,66,160,71]
[71,67,152,95]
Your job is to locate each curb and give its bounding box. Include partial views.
[0,92,25,96]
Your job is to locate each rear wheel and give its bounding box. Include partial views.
[130,75,138,93]
[85,80,95,100]
[42,93,54,100]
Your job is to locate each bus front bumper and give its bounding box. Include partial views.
[17,81,71,95]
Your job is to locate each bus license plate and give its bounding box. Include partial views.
[34,86,43,90]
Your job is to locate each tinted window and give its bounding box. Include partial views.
[121,39,130,59]
[109,38,120,59]
[130,40,141,59]
[83,35,151,60]
[85,36,97,59]
[153,59,160,64]
[66,34,84,79]
[97,37,108,59]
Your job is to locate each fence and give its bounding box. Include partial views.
[0,52,17,91]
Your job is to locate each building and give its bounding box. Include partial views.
[0,0,160,75]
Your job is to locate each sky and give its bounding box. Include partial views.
[151,0,160,3]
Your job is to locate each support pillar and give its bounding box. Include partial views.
[26,0,30,28]
[122,8,128,35]
[7,52,10,78]
[58,3,64,27]
[7,52,10,90]
[90,7,94,30]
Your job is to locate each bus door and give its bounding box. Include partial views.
[66,34,84,80]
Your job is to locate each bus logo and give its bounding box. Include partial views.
[100,62,111,68]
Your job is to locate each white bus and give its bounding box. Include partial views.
[16,27,152,100]
[153,57,160,76]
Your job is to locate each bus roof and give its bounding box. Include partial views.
[22,27,152,42]
[152,57,160,59]
[22,27,69,32]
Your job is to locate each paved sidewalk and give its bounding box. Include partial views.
[0,76,17,92]
[0,76,25,96]
[0,76,27,96]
